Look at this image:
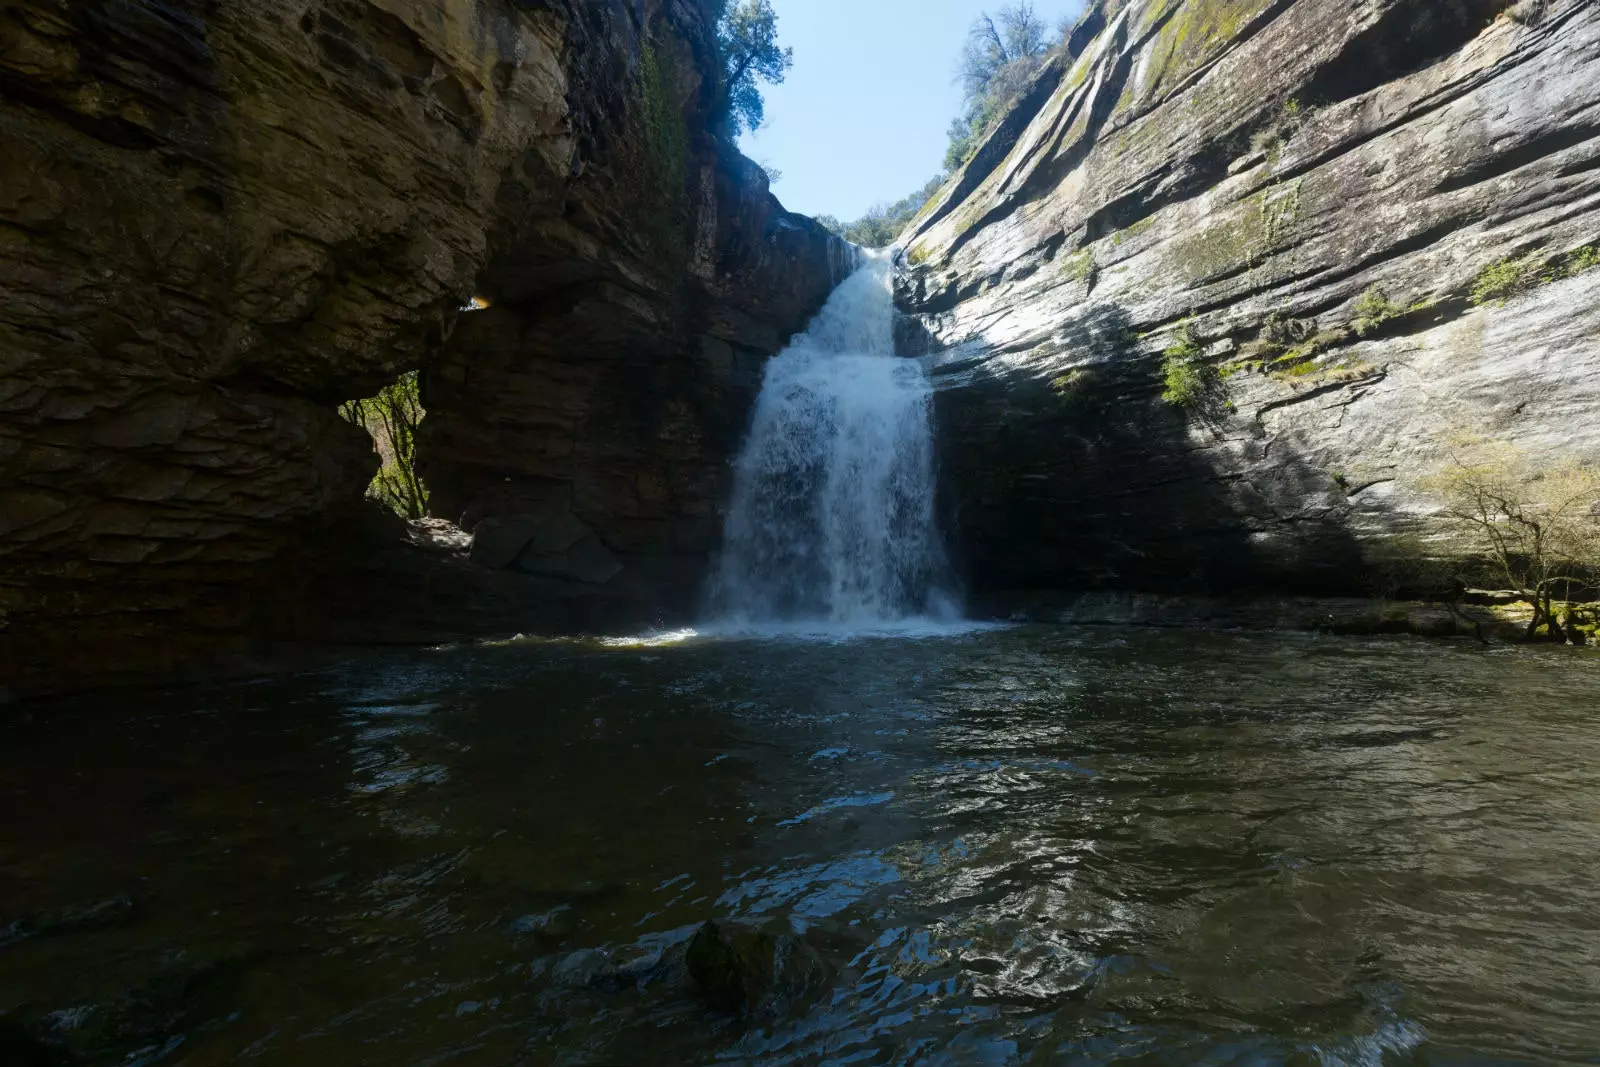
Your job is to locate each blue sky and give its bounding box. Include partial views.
[738,0,1085,222]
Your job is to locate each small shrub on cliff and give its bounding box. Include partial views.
[1250,97,1310,160]
[1502,0,1549,25]
[1351,285,1404,337]
[1423,444,1600,641]
[341,372,428,520]
[1562,243,1600,277]
[1471,255,1540,305]
[1160,325,1212,409]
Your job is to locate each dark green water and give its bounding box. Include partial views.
[3,627,1599,1066]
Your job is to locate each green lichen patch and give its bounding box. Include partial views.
[1565,242,1600,275]
[625,40,692,256]
[1061,247,1098,285]
[1252,177,1304,264]
[1110,215,1158,247]
[1265,329,1358,382]
[1049,368,1102,411]
[1167,212,1253,283]
[1141,0,1268,97]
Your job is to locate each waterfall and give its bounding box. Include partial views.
[707,252,956,630]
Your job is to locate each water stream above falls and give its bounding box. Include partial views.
[707,253,956,631]
[4,629,1599,1065]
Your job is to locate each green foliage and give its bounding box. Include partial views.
[1424,444,1600,640]
[1560,242,1600,278]
[946,3,1061,170]
[1352,285,1404,338]
[1160,325,1211,409]
[1471,255,1540,305]
[340,372,428,520]
[1472,244,1600,307]
[716,0,792,137]
[835,175,946,249]
[639,44,687,194]
[1049,368,1093,407]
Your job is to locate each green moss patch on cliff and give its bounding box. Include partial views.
[625,40,693,257]
[1140,0,1272,98]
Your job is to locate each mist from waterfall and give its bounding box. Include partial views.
[706,252,957,632]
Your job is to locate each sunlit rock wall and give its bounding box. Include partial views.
[897,0,1600,600]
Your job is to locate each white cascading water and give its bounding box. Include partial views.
[707,252,956,630]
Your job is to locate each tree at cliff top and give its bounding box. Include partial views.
[947,3,1059,170]
[717,0,793,137]
[1424,445,1600,642]
[818,176,946,249]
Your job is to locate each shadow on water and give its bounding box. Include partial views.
[902,300,1368,601]
[2,629,1599,1064]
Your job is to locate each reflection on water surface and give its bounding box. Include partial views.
[2,628,1598,1065]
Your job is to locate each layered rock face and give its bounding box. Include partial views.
[0,0,846,683]
[898,0,1600,600]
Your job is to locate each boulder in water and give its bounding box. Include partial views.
[685,919,829,1014]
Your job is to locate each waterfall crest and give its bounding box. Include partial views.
[707,253,956,630]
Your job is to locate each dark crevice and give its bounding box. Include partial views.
[1436,123,1600,193]
[1305,217,1467,293]
[1064,4,1107,60]
[1299,0,1515,111]
[1254,374,1387,422]
[1559,152,1600,180]
[1082,132,1251,247]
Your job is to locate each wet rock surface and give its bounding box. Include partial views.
[898,0,1600,599]
[686,919,831,1015]
[0,0,850,687]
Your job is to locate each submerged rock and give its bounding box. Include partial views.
[685,919,830,1015]
[1,895,136,947]
[0,1021,59,1067]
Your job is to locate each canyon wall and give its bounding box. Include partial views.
[898,0,1600,602]
[0,0,848,685]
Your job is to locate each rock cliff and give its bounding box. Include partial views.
[0,0,848,685]
[897,0,1600,601]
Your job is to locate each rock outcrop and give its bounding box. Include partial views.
[898,0,1600,599]
[0,0,849,686]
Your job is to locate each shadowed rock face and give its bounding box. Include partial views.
[0,0,850,685]
[897,0,1600,602]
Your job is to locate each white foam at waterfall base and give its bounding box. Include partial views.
[705,252,962,636]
